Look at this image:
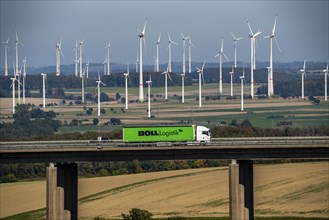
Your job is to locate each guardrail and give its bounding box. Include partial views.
[0,136,328,150]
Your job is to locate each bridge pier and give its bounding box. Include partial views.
[46,163,78,220]
[229,160,254,220]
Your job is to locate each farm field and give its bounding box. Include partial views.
[1,162,328,219]
[0,84,328,131]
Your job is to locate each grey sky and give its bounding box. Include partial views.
[1,0,328,68]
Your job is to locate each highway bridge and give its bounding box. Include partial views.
[1,136,328,220]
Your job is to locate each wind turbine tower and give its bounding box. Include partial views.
[73,42,79,77]
[96,73,106,116]
[229,66,234,97]
[266,66,271,97]
[22,58,26,104]
[78,40,84,78]
[106,41,111,75]
[196,62,205,108]
[86,60,89,78]
[146,75,152,118]
[264,14,281,97]
[137,19,146,102]
[155,33,161,72]
[239,69,245,111]
[2,38,9,76]
[167,32,178,73]
[123,64,130,109]
[41,73,47,108]
[215,38,229,95]
[15,32,23,104]
[188,37,195,73]
[81,68,86,103]
[181,32,190,74]
[10,77,17,114]
[136,53,139,73]
[300,60,306,99]
[161,65,171,100]
[246,19,262,98]
[324,64,328,101]
[231,33,243,68]
[56,38,64,76]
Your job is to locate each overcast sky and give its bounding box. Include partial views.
[1,0,328,68]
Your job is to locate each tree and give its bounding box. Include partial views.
[121,208,153,220]
[93,118,99,125]
[100,108,106,115]
[110,118,121,125]
[115,92,121,100]
[241,119,252,127]
[70,119,79,126]
[86,108,93,115]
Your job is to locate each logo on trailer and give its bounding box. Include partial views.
[138,129,182,137]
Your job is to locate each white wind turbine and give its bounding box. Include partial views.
[215,38,229,95]
[137,19,147,102]
[10,76,20,114]
[73,42,79,77]
[155,33,161,72]
[78,40,84,78]
[264,14,282,97]
[2,38,9,76]
[196,62,205,108]
[86,59,89,78]
[323,64,328,101]
[146,75,152,118]
[231,33,243,68]
[81,67,86,103]
[161,65,172,100]
[123,64,130,110]
[188,37,195,73]
[22,58,26,104]
[229,66,234,97]
[41,73,47,108]
[300,60,306,99]
[15,31,23,104]
[266,66,271,97]
[105,41,111,75]
[181,32,190,74]
[55,38,64,76]
[96,73,106,116]
[239,69,246,111]
[246,19,262,98]
[167,32,178,73]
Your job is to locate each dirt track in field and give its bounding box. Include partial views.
[1,162,328,219]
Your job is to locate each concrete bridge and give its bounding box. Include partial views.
[1,137,328,220]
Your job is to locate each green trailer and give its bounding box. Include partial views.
[123,125,211,143]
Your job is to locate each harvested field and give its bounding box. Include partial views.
[0,162,328,219]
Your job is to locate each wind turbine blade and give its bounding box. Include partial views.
[142,18,147,35]
[274,37,282,53]
[221,39,224,51]
[303,60,306,71]
[168,72,172,81]
[201,72,205,85]
[214,53,220,58]
[223,53,229,62]
[272,14,277,35]
[237,37,243,41]
[202,61,205,71]
[167,32,171,42]
[231,32,236,40]
[246,19,254,35]
[172,41,178,45]
[158,32,161,43]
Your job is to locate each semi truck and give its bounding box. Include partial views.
[123,125,211,144]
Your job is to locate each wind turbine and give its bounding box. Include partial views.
[96,72,106,116]
[167,32,178,73]
[146,75,152,118]
[300,60,306,99]
[2,38,9,76]
[246,18,262,98]
[78,40,84,78]
[81,67,86,103]
[264,14,281,97]
[231,33,243,68]
[323,64,328,101]
[73,42,79,77]
[181,71,185,103]
[105,41,111,75]
[239,69,246,111]
[15,31,23,103]
[266,66,271,97]
[41,73,47,108]
[229,66,234,97]
[161,65,172,100]
[215,38,229,94]
[155,33,161,72]
[137,19,147,102]
[123,64,130,110]
[86,59,89,78]
[56,38,64,76]
[22,58,26,104]
[10,76,21,114]
[188,37,195,73]
[196,62,205,108]
[181,32,190,74]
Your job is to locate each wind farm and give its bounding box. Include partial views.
[0,1,328,219]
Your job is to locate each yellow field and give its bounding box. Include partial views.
[1,162,328,219]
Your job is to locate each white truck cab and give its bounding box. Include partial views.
[196,125,211,143]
